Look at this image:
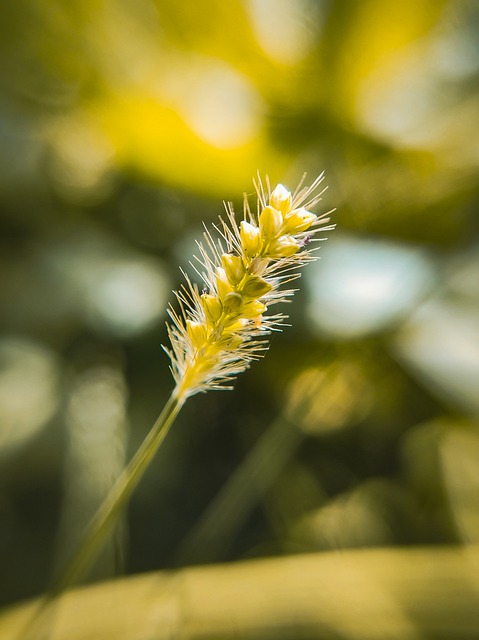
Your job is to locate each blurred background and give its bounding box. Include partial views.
[1,0,479,624]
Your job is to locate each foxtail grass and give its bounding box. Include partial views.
[21,173,333,638]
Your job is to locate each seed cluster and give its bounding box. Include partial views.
[165,174,332,402]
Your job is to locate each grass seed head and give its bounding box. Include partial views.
[164,173,334,402]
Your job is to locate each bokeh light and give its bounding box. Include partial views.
[0,338,60,457]
[306,235,436,337]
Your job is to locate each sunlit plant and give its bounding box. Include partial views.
[44,173,334,600]
[166,174,331,401]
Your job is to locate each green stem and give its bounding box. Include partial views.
[20,392,183,639]
[51,391,183,596]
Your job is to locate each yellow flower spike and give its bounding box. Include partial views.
[259,205,283,239]
[221,253,246,286]
[186,320,207,349]
[164,172,333,400]
[241,275,273,299]
[201,293,223,324]
[267,235,301,258]
[270,183,292,215]
[283,207,317,233]
[240,220,261,258]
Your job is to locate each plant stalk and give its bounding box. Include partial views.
[20,392,183,639]
[51,391,183,596]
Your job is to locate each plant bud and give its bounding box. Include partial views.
[223,291,244,313]
[259,206,283,239]
[241,275,273,299]
[242,299,266,318]
[240,221,261,257]
[268,235,300,258]
[218,333,244,350]
[221,253,245,285]
[201,294,223,323]
[283,207,317,233]
[225,318,248,332]
[216,267,234,299]
[186,320,207,349]
[269,184,292,214]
